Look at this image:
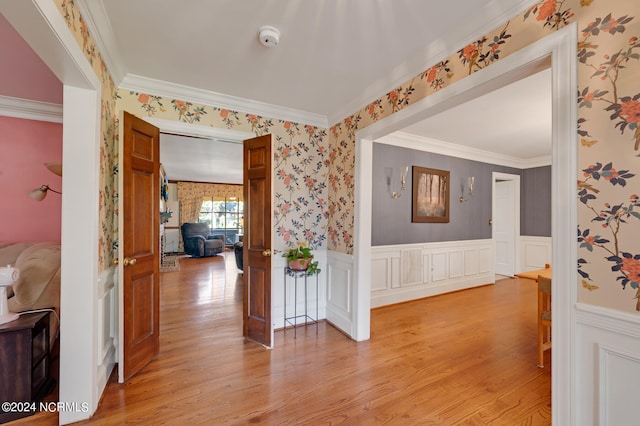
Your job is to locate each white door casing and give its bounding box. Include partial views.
[493,173,520,277]
[355,24,578,425]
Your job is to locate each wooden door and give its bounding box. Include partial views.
[243,134,272,347]
[119,111,160,381]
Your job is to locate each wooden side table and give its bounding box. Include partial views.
[0,311,53,423]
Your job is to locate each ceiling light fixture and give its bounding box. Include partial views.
[258,25,280,48]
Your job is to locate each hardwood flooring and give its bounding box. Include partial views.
[12,253,551,425]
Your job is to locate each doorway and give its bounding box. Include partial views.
[493,172,521,278]
[0,1,105,423]
[353,24,578,424]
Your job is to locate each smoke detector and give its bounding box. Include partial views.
[258,25,280,48]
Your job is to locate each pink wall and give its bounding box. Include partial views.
[0,14,62,104]
[0,116,62,242]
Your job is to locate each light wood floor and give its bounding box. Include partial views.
[13,253,551,425]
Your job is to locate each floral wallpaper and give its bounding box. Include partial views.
[117,91,330,252]
[327,0,640,313]
[55,0,118,273]
[57,0,640,313]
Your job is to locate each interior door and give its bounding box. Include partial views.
[243,134,272,347]
[118,111,160,381]
[494,179,516,276]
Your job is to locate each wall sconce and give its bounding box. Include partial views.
[29,185,62,201]
[386,166,409,199]
[459,177,475,203]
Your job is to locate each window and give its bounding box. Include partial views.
[198,196,243,246]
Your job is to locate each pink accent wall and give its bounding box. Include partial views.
[0,116,62,242]
[0,14,62,104]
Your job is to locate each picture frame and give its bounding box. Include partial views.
[412,166,450,223]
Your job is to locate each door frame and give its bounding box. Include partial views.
[492,172,521,277]
[0,0,103,423]
[354,24,577,425]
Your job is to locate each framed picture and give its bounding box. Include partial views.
[412,166,450,223]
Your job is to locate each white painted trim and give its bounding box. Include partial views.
[353,137,373,341]
[371,240,494,307]
[78,1,328,128]
[597,344,640,426]
[492,172,521,276]
[75,0,126,85]
[73,0,535,129]
[1,0,105,423]
[550,24,579,426]
[96,267,116,395]
[378,132,551,169]
[121,74,329,129]
[519,235,552,271]
[142,117,254,142]
[325,250,355,336]
[576,303,640,340]
[355,23,578,425]
[329,0,539,124]
[0,95,63,123]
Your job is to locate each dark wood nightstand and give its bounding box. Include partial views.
[0,311,54,423]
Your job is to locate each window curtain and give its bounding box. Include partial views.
[176,182,243,251]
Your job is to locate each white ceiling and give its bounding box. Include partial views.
[77,0,549,183]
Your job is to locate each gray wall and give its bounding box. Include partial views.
[521,166,552,237]
[371,143,551,246]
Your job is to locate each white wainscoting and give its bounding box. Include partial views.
[272,250,327,330]
[371,239,494,308]
[325,251,355,336]
[96,266,117,396]
[519,236,552,272]
[575,303,640,426]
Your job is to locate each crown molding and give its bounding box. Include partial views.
[75,0,126,85]
[0,95,63,123]
[76,0,328,127]
[327,0,539,125]
[120,74,329,129]
[75,0,534,130]
[377,131,551,169]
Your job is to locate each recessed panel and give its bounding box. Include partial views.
[132,274,154,344]
[248,147,266,169]
[248,179,265,248]
[132,170,154,255]
[249,267,265,318]
[132,131,154,161]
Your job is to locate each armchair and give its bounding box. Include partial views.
[181,223,224,258]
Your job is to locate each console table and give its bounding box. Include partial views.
[0,311,53,423]
[283,267,319,338]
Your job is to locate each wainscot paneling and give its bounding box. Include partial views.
[520,236,552,272]
[575,303,640,426]
[272,251,327,330]
[371,240,494,308]
[97,266,117,396]
[325,251,354,336]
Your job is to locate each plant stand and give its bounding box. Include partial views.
[283,267,319,338]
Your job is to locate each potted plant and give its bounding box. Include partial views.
[282,243,321,275]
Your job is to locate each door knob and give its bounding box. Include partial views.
[123,257,137,266]
[262,249,271,256]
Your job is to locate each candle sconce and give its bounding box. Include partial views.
[386,166,409,199]
[459,176,475,203]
